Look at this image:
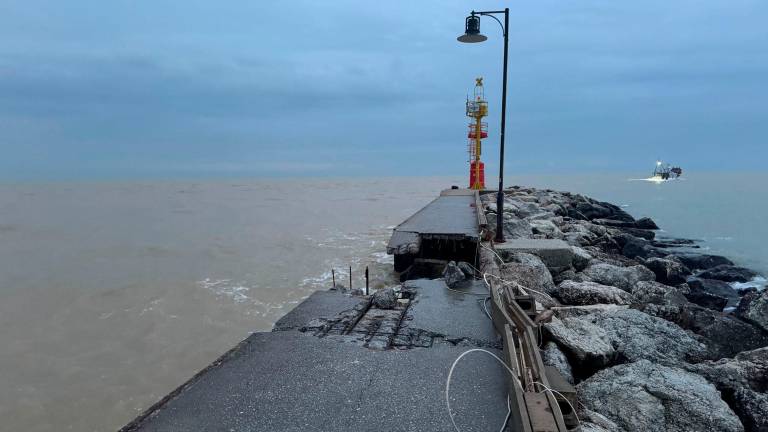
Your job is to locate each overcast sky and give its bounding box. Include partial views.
[1,0,766,180]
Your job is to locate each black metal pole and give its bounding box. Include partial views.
[494,8,509,243]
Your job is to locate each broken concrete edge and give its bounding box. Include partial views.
[119,333,258,432]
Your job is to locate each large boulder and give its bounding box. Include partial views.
[529,219,564,239]
[639,302,768,359]
[442,261,465,288]
[501,252,557,299]
[543,316,616,371]
[673,252,733,270]
[572,198,634,222]
[621,237,664,260]
[688,347,768,393]
[635,217,659,230]
[735,289,768,332]
[731,389,768,432]
[630,280,689,306]
[620,227,656,241]
[583,246,641,268]
[672,253,734,271]
[686,278,741,308]
[500,216,534,239]
[456,261,476,278]
[544,309,706,372]
[685,290,729,312]
[578,360,744,432]
[555,280,635,306]
[643,257,691,285]
[581,263,655,292]
[582,308,707,365]
[686,347,768,431]
[697,265,758,283]
[571,246,593,271]
[542,341,574,384]
[371,287,397,309]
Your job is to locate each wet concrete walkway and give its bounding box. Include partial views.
[121,283,509,432]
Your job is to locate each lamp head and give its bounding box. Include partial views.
[457,14,487,43]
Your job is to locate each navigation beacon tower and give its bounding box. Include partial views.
[466,77,488,189]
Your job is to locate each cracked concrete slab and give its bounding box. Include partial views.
[272,290,367,332]
[401,279,499,348]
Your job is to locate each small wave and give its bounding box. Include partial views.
[197,278,251,303]
[731,276,767,292]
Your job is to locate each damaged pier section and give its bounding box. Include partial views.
[120,281,511,432]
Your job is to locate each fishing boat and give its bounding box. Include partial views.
[649,160,683,182]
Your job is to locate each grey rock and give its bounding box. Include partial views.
[592,218,637,228]
[555,280,635,306]
[620,227,656,240]
[582,308,707,365]
[542,341,574,384]
[553,268,579,285]
[514,201,544,218]
[686,277,741,309]
[371,287,397,309]
[546,308,706,371]
[442,261,465,288]
[578,360,744,432]
[571,246,593,271]
[564,231,594,247]
[581,263,655,292]
[578,409,620,432]
[736,289,768,332]
[644,257,691,285]
[686,347,768,430]
[672,253,735,271]
[639,302,768,360]
[501,217,534,239]
[621,237,664,259]
[583,246,641,268]
[574,201,625,221]
[563,224,598,247]
[543,316,616,370]
[688,346,768,393]
[529,219,564,239]
[731,388,768,432]
[635,217,659,230]
[501,253,557,298]
[457,261,476,278]
[697,265,758,283]
[685,291,728,311]
[630,280,689,306]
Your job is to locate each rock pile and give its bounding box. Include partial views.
[481,187,767,431]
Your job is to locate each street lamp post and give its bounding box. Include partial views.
[458,8,509,243]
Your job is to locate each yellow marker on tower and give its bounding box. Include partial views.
[466,77,488,189]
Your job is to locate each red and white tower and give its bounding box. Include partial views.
[466,77,488,189]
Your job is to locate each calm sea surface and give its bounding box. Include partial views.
[0,173,765,431]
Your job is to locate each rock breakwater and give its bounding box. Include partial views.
[481,187,767,431]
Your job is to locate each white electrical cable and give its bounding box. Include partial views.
[479,241,505,264]
[500,394,512,432]
[445,349,518,432]
[483,273,557,304]
[480,296,492,321]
